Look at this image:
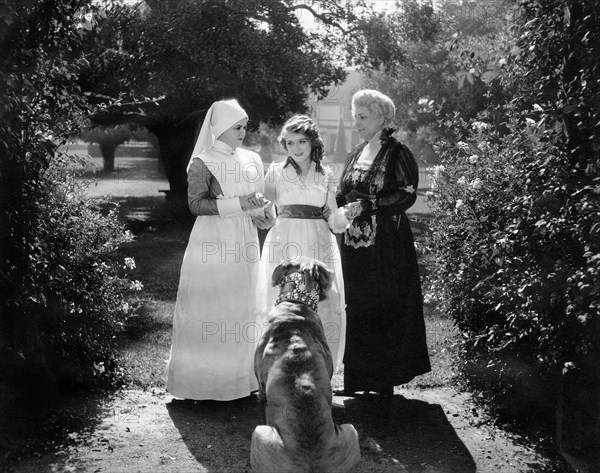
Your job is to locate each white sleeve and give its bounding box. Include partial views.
[216,197,244,217]
[324,165,350,233]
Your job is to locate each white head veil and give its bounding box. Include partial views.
[187,99,248,171]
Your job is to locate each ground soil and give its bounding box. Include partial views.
[5,386,555,473]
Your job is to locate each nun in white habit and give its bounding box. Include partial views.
[166,99,274,401]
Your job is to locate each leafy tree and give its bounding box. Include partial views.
[78,0,358,196]
[359,0,515,148]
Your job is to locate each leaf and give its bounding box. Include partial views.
[481,70,501,83]
[456,70,467,89]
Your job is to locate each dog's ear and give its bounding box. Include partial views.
[304,258,333,300]
[271,259,292,287]
[316,263,333,300]
[298,257,316,289]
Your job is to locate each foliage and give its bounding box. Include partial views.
[113,0,347,120]
[244,123,279,161]
[75,0,409,193]
[362,0,516,152]
[426,0,600,429]
[0,1,139,397]
[4,163,139,388]
[348,11,407,77]
[429,115,583,380]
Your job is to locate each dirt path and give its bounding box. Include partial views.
[9,386,553,473]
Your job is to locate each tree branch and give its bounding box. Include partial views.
[287,4,349,34]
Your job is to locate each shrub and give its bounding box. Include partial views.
[428,108,596,396]
[0,1,141,404]
[426,5,600,447]
[1,156,141,396]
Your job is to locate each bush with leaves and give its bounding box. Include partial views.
[429,111,589,393]
[425,1,600,451]
[1,1,140,400]
[4,159,140,390]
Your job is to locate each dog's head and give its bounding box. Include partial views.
[271,256,333,302]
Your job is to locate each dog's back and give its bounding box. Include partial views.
[252,258,360,473]
[253,303,359,472]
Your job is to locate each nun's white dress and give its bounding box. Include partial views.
[165,140,265,400]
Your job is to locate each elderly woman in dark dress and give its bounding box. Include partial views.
[336,89,431,397]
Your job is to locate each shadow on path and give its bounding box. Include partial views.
[2,392,126,472]
[167,393,475,473]
[335,394,476,472]
[166,396,261,472]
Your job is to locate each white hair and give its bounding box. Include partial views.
[351,89,396,125]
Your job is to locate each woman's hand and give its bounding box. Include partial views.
[240,192,266,211]
[322,205,332,220]
[344,199,372,219]
[251,201,276,229]
[344,201,362,219]
[252,214,277,229]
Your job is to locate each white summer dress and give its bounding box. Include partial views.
[256,160,348,366]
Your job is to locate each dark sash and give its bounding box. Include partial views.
[278,204,323,219]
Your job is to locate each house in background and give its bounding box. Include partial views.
[307,68,363,164]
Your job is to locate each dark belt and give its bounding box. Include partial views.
[278,204,323,219]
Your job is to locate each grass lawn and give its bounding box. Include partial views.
[112,195,459,393]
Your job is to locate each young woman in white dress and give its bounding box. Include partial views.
[256,115,351,367]
[166,99,274,401]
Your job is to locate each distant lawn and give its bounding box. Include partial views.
[113,196,458,392]
[113,196,190,390]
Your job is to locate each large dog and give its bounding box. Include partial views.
[251,257,360,473]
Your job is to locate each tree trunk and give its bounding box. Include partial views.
[154,130,192,196]
[99,141,117,173]
[148,112,205,198]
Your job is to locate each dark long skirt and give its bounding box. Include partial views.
[341,212,431,391]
